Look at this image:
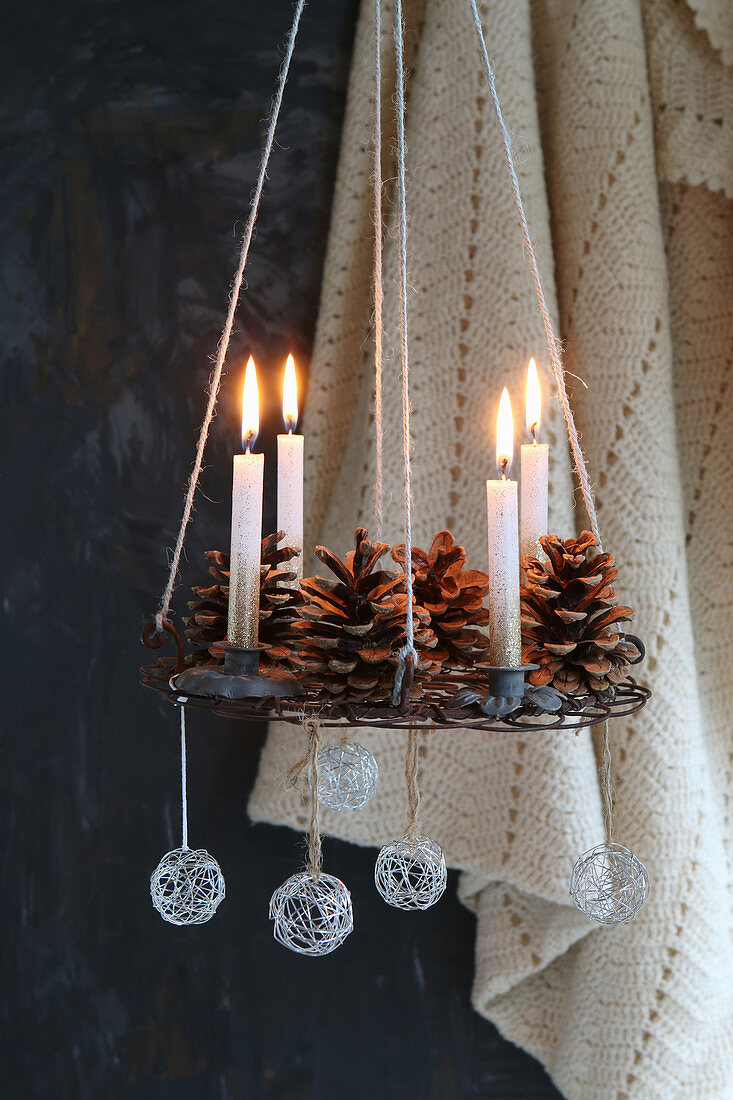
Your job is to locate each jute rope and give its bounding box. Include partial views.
[391,0,419,704]
[284,717,324,877]
[404,727,422,839]
[372,0,385,540]
[153,0,307,633]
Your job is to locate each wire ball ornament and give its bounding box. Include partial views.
[317,741,379,811]
[374,835,447,910]
[269,871,354,955]
[150,847,226,926]
[570,842,650,925]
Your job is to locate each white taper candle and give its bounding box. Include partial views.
[228,357,263,649]
[520,358,549,562]
[277,354,304,585]
[520,442,548,561]
[486,387,522,667]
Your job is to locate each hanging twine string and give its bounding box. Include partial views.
[180,706,189,851]
[391,0,418,705]
[599,719,615,843]
[283,717,324,877]
[404,727,422,839]
[153,0,307,634]
[467,0,601,551]
[372,0,385,540]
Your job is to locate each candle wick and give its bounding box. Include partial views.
[499,457,509,480]
[530,423,538,444]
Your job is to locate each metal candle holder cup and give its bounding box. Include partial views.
[173,644,303,700]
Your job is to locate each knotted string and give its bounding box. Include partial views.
[284,717,323,877]
[467,0,601,552]
[467,0,617,835]
[391,0,418,705]
[372,0,385,540]
[404,727,422,839]
[180,706,189,851]
[154,0,307,634]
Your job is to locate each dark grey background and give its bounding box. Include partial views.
[2,1,561,1096]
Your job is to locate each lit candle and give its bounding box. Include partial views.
[486,387,522,667]
[520,358,549,563]
[277,354,304,586]
[228,356,264,649]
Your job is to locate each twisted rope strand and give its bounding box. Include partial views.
[467,0,602,550]
[155,0,307,632]
[304,718,323,876]
[600,720,615,843]
[405,727,422,838]
[391,0,418,704]
[373,0,385,540]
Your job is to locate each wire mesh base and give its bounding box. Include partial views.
[141,657,650,733]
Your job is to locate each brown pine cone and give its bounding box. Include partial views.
[392,530,489,667]
[286,527,443,701]
[184,531,303,666]
[521,531,641,697]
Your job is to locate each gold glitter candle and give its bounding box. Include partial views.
[228,358,263,649]
[520,359,548,563]
[276,355,304,586]
[486,388,522,668]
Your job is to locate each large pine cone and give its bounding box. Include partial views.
[287,527,443,701]
[521,531,641,697]
[184,531,303,666]
[392,530,489,667]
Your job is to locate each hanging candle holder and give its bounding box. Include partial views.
[138,0,653,936]
[269,719,354,955]
[150,708,226,926]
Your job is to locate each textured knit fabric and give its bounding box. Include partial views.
[248,1,733,1096]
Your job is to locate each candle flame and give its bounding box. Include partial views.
[282,353,298,432]
[496,386,514,477]
[241,356,259,452]
[526,357,541,441]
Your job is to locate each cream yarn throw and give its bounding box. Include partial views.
[249,1,733,1096]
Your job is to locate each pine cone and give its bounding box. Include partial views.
[287,527,443,701]
[521,531,640,697]
[184,532,303,666]
[392,530,489,667]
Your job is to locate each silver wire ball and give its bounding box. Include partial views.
[317,741,379,811]
[269,871,354,956]
[150,847,226,926]
[374,835,447,910]
[570,842,650,925]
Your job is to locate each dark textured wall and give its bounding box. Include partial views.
[2,2,561,1096]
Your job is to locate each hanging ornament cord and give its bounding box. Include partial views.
[467,0,613,840]
[372,0,385,540]
[404,727,422,839]
[153,0,306,635]
[391,0,418,705]
[284,717,324,877]
[180,706,189,851]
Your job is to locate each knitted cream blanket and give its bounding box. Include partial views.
[249,1,733,1096]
